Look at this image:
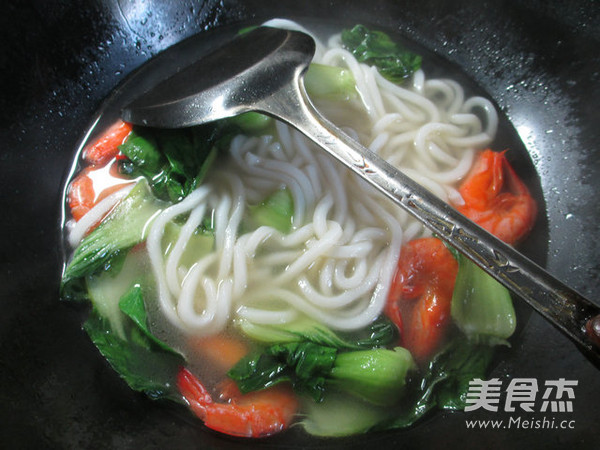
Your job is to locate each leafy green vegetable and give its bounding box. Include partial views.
[118,285,180,355]
[118,124,225,203]
[247,188,294,233]
[301,392,388,437]
[162,221,215,268]
[62,180,162,285]
[238,317,350,348]
[374,337,495,430]
[84,284,184,402]
[118,132,164,173]
[238,315,396,350]
[426,338,495,411]
[329,347,414,406]
[451,253,516,343]
[341,25,422,83]
[304,63,357,101]
[228,112,273,133]
[60,277,89,303]
[229,342,337,402]
[342,316,398,348]
[86,250,146,338]
[228,342,413,405]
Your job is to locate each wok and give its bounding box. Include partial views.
[1,1,598,448]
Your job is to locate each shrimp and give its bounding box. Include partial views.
[68,120,134,221]
[67,164,133,221]
[177,367,299,438]
[385,237,458,362]
[455,149,537,245]
[82,120,133,166]
[67,168,96,221]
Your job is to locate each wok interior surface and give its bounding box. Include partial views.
[1,1,598,448]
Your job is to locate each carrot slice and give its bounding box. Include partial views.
[190,335,249,372]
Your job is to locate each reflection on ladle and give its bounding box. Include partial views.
[121,26,600,365]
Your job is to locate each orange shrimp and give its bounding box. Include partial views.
[177,367,299,438]
[82,120,133,166]
[68,120,135,222]
[67,168,96,221]
[455,149,537,245]
[67,163,133,221]
[385,237,458,362]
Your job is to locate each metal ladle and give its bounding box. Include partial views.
[121,26,600,364]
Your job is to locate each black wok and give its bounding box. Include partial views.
[1,1,598,448]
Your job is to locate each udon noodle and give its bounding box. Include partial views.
[62,18,530,438]
[93,19,500,338]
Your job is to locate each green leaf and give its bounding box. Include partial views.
[187,146,219,194]
[118,284,180,355]
[228,340,414,406]
[60,277,89,303]
[339,316,398,349]
[84,303,184,402]
[85,250,146,339]
[341,25,422,83]
[62,180,162,285]
[433,342,495,410]
[228,342,337,402]
[118,132,164,173]
[238,315,396,350]
[118,124,228,203]
[374,337,495,430]
[238,317,343,347]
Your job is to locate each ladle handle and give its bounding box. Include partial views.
[258,76,600,364]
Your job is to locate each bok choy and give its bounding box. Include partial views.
[342,25,422,83]
[228,341,414,405]
[451,253,516,343]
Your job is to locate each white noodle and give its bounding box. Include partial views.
[139,20,499,335]
[67,184,135,247]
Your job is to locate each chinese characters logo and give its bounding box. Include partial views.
[465,378,577,413]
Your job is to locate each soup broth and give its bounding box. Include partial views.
[61,19,537,438]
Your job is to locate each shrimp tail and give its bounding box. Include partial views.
[177,367,298,438]
[177,367,213,420]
